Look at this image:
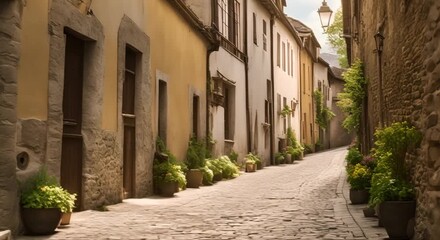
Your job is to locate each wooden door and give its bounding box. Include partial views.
[61,33,84,210]
[122,48,136,198]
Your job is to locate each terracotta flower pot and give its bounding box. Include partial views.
[186,169,203,188]
[245,162,256,172]
[60,212,72,225]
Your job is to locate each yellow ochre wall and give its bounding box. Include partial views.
[17,0,146,131]
[92,0,145,131]
[145,0,208,160]
[300,48,314,147]
[17,0,50,120]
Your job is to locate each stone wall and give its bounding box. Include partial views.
[419,0,440,238]
[351,0,438,238]
[0,0,24,235]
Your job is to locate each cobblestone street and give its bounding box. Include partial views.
[18,147,387,240]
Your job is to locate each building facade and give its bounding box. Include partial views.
[342,0,439,238]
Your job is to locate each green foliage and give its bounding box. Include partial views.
[372,121,422,180]
[217,156,240,179]
[347,163,372,190]
[326,8,348,68]
[274,152,285,164]
[346,147,363,166]
[153,159,187,189]
[313,90,335,130]
[200,166,214,185]
[206,159,222,176]
[280,105,293,117]
[245,152,261,165]
[228,150,238,164]
[286,146,302,159]
[303,144,313,154]
[154,137,187,189]
[369,122,421,206]
[337,59,366,133]
[20,168,76,213]
[185,137,208,169]
[369,172,414,207]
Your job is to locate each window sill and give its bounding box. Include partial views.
[224,139,235,144]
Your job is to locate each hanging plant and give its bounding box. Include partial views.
[314,90,335,129]
[280,105,293,118]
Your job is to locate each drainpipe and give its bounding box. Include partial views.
[269,15,275,165]
[244,0,251,154]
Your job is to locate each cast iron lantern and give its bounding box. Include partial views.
[374,32,384,53]
[317,0,333,31]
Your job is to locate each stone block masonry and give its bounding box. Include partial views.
[350,0,440,238]
[0,0,24,235]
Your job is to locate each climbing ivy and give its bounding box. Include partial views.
[313,89,335,129]
[337,59,366,133]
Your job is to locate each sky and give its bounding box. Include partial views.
[284,0,341,54]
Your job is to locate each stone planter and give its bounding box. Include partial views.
[186,169,203,188]
[380,200,416,239]
[349,189,370,204]
[21,208,61,235]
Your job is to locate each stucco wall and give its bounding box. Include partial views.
[273,18,301,153]
[210,48,247,160]
[300,49,314,148]
[146,0,208,161]
[247,0,272,165]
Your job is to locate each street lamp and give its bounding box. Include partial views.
[374,31,385,126]
[374,32,385,53]
[317,0,333,32]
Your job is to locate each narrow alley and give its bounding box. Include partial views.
[18,148,386,240]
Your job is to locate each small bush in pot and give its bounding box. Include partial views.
[20,167,76,235]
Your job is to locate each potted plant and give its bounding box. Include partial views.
[153,138,187,197]
[200,165,214,186]
[245,153,261,172]
[185,137,208,188]
[274,152,284,165]
[347,163,371,204]
[369,122,421,239]
[207,158,223,182]
[20,167,76,235]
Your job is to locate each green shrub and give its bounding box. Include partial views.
[368,122,421,207]
[153,159,187,190]
[347,163,372,190]
[206,159,222,176]
[200,165,214,185]
[245,152,261,166]
[217,156,240,179]
[20,168,76,213]
[185,137,208,169]
[228,150,238,164]
[346,147,363,166]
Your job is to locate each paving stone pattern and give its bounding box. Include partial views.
[18,148,387,240]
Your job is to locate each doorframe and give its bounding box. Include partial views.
[47,0,104,209]
[117,15,154,197]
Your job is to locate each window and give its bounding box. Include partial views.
[224,85,235,140]
[158,80,167,142]
[263,19,267,51]
[218,0,241,49]
[253,12,257,45]
[290,49,293,76]
[282,42,286,71]
[283,97,287,134]
[277,33,280,67]
[192,95,199,138]
[287,42,290,75]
